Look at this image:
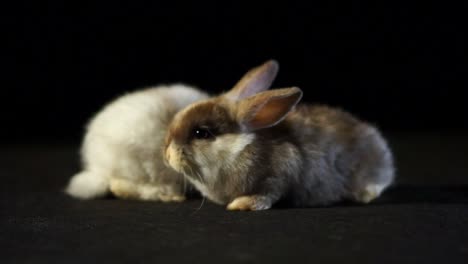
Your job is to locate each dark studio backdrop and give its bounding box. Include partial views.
[3,1,467,144]
[3,3,468,263]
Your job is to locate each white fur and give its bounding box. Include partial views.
[166,133,255,202]
[188,133,255,202]
[369,183,387,196]
[193,133,255,181]
[358,183,389,203]
[66,171,108,199]
[66,84,208,199]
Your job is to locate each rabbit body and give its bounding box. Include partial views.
[66,84,208,201]
[164,61,394,210]
[245,104,394,208]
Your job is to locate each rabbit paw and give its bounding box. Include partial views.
[355,183,387,203]
[109,178,139,200]
[226,195,272,211]
[138,184,186,202]
[110,178,186,202]
[158,194,186,202]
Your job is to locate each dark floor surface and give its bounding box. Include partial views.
[1,133,468,263]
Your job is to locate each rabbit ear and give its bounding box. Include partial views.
[226,60,279,101]
[237,87,303,131]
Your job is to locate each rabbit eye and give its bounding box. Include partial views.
[192,127,215,140]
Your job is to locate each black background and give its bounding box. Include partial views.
[3,3,468,263]
[3,1,467,144]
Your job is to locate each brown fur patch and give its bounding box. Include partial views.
[167,99,239,145]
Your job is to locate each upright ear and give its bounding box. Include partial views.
[237,87,303,131]
[225,60,279,101]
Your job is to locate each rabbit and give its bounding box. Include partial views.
[66,84,209,201]
[163,60,395,210]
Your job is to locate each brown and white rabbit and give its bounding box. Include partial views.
[164,60,395,210]
[66,84,208,201]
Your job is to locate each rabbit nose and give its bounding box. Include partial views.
[165,142,179,167]
[164,144,172,162]
[165,150,170,161]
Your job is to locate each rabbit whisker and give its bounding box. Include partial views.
[191,196,206,215]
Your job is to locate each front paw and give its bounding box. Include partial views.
[158,194,186,203]
[226,195,272,211]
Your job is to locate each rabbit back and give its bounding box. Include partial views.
[285,105,395,206]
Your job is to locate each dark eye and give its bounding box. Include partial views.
[192,127,215,140]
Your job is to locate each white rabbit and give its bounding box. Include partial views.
[66,84,209,201]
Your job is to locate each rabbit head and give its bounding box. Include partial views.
[163,60,302,203]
